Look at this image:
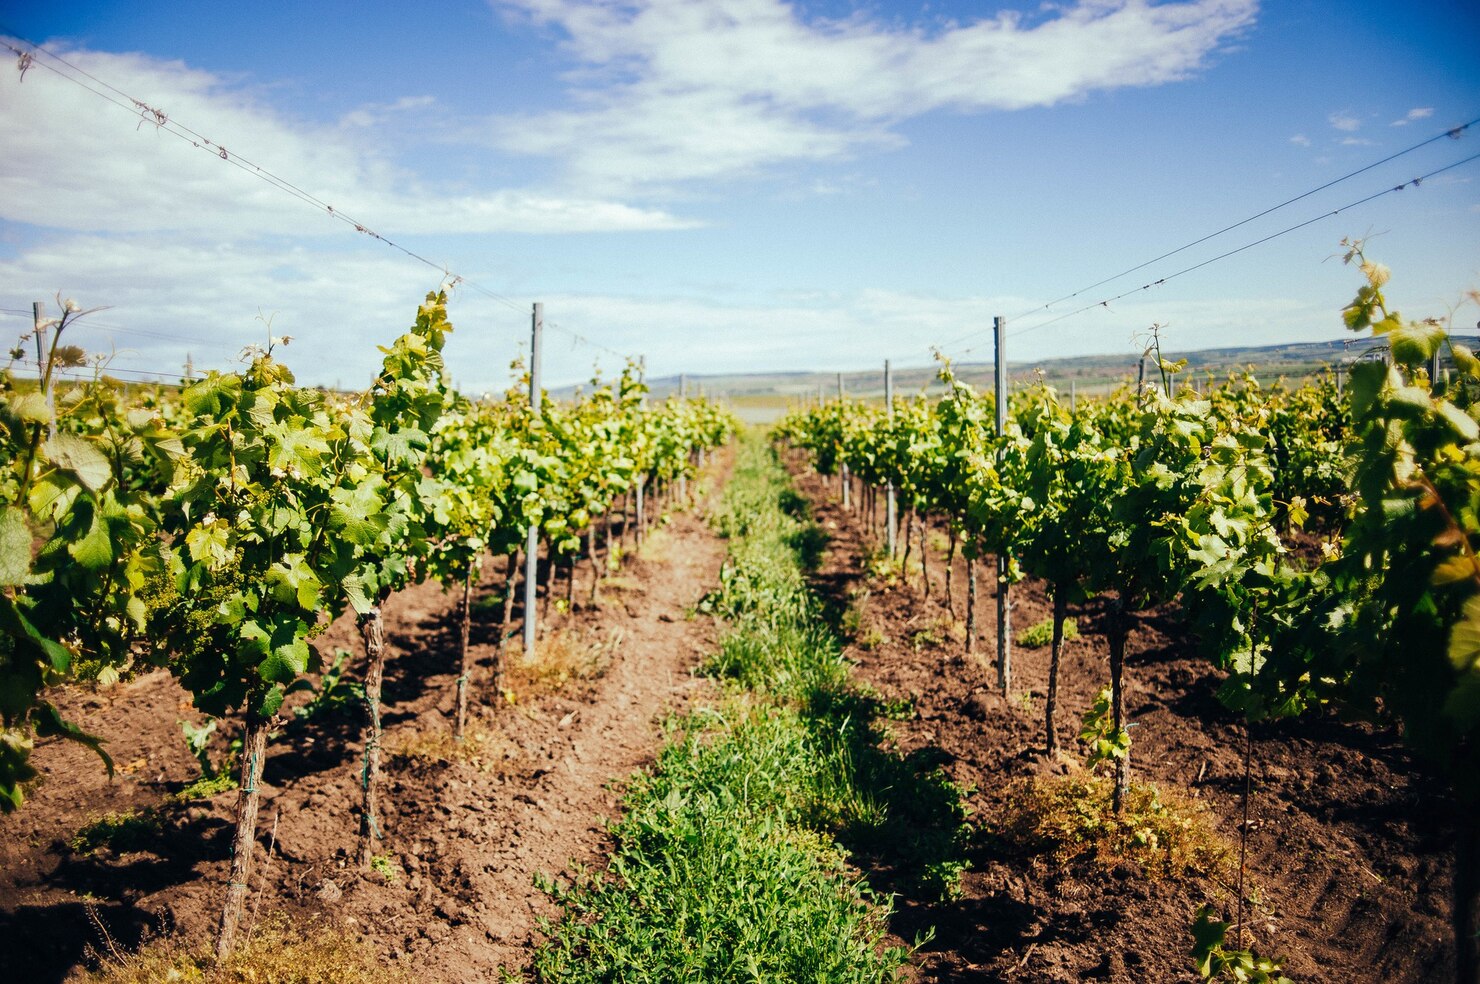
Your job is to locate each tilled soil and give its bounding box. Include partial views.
[0,459,730,983]
[790,459,1455,983]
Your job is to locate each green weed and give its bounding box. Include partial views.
[1016,615,1079,649]
[994,773,1231,880]
[69,809,162,855]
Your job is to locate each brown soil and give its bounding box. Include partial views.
[0,456,731,983]
[790,459,1455,983]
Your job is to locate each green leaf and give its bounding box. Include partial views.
[1190,905,1231,978]
[372,427,429,470]
[68,505,114,571]
[0,596,72,673]
[182,373,241,418]
[1435,401,1479,442]
[342,572,374,616]
[185,521,234,570]
[44,433,112,493]
[8,391,50,424]
[256,684,286,719]
[329,482,388,547]
[0,729,40,813]
[0,507,32,586]
[259,636,311,685]
[1453,344,1480,378]
[1388,319,1446,365]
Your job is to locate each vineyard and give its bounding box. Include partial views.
[0,252,1477,983]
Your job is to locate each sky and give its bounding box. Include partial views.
[0,0,1477,392]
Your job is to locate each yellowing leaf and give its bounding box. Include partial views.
[1432,554,1480,587]
[1447,595,1480,672]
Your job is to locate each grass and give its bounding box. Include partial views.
[171,772,238,803]
[1016,615,1079,649]
[534,432,971,981]
[70,809,163,855]
[81,913,415,984]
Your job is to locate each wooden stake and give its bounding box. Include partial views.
[994,315,1012,696]
[1109,599,1129,814]
[454,568,473,740]
[965,552,977,656]
[358,605,387,867]
[1045,586,1066,755]
[215,713,270,958]
[523,303,543,660]
[885,360,897,558]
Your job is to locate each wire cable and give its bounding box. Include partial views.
[929,115,1478,356]
[942,150,1480,359]
[0,30,639,364]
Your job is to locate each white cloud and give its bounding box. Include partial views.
[1290,133,1310,146]
[1341,137,1373,146]
[0,229,1378,393]
[1392,106,1434,126]
[1328,110,1361,132]
[490,0,1259,191]
[339,95,437,129]
[0,45,695,235]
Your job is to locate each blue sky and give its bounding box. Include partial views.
[0,0,1476,391]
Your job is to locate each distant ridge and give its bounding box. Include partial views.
[630,335,1480,404]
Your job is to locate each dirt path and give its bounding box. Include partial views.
[0,455,731,982]
[789,458,1454,983]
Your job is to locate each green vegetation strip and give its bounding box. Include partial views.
[533,434,969,982]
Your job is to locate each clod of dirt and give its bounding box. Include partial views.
[962,692,993,721]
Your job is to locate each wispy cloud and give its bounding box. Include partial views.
[1290,133,1311,146]
[339,95,437,129]
[1391,106,1434,126]
[489,0,1259,193]
[1341,136,1374,146]
[1328,110,1361,132]
[0,45,695,235]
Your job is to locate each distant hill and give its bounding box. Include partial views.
[609,334,1479,424]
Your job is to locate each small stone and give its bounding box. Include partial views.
[316,878,342,903]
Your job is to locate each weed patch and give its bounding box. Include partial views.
[82,913,414,984]
[994,773,1231,880]
[386,720,518,773]
[70,809,163,856]
[500,627,615,702]
[1016,615,1079,649]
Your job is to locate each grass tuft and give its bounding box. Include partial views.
[1016,615,1079,649]
[70,809,163,855]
